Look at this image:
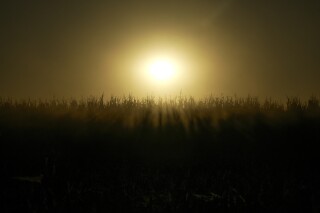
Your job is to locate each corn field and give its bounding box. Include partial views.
[0,95,319,212]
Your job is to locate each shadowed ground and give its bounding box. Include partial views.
[0,96,319,212]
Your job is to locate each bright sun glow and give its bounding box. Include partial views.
[148,57,177,82]
[135,52,188,92]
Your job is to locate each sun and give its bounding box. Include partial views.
[135,52,186,90]
[147,57,177,82]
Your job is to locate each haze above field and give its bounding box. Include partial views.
[1,0,319,99]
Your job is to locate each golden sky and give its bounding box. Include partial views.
[1,0,320,99]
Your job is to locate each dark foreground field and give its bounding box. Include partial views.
[0,96,320,212]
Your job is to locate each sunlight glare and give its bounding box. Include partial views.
[148,57,176,82]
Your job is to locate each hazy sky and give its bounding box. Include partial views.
[1,0,319,99]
